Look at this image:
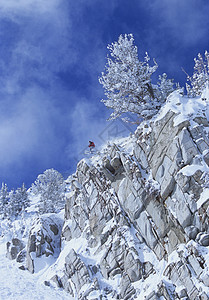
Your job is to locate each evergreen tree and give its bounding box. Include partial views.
[14,183,30,214]
[99,34,174,122]
[184,51,209,97]
[0,183,9,218]
[7,189,16,218]
[32,168,65,214]
[156,73,174,102]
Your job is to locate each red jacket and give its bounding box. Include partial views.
[89,142,95,147]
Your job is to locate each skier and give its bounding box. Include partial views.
[88,141,95,153]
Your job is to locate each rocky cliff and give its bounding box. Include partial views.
[6,90,209,299]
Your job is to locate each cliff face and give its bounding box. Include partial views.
[7,90,209,299]
[41,90,209,299]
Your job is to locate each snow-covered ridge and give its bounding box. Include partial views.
[2,89,209,299]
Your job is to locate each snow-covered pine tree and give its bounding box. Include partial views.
[14,183,30,215]
[0,183,9,218]
[32,168,65,214]
[1,183,30,219]
[185,51,209,97]
[156,73,174,102]
[6,190,16,219]
[99,34,172,122]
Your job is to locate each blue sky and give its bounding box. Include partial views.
[0,0,209,189]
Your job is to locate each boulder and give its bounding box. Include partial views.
[26,214,63,273]
[6,238,25,260]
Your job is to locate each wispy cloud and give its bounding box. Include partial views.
[0,87,65,168]
[0,0,112,187]
[0,0,62,16]
[0,0,73,187]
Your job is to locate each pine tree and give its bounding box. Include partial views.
[20,183,30,211]
[0,183,9,218]
[4,184,30,219]
[184,51,209,97]
[14,183,30,215]
[156,73,174,102]
[7,190,16,218]
[32,168,65,214]
[99,34,172,122]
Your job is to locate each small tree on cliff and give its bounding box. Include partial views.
[184,51,209,97]
[32,168,65,214]
[99,34,174,122]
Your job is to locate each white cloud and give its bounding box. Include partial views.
[0,0,61,16]
[0,87,65,168]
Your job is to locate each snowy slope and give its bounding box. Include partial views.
[0,237,72,300]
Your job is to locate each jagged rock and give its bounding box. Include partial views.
[134,143,149,169]
[176,287,187,298]
[196,233,209,246]
[103,157,115,174]
[65,249,91,292]
[54,248,100,298]
[184,226,199,240]
[201,273,209,287]
[135,211,158,249]
[26,214,63,273]
[61,224,72,241]
[6,238,25,260]
[164,250,205,299]
[166,229,184,254]
[203,150,209,166]
[143,261,154,279]
[16,248,27,263]
[178,127,199,165]
[187,254,204,277]
[145,291,158,300]
[110,155,122,170]
[124,249,142,282]
[193,116,209,127]
[50,275,63,288]
[165,186,193,229]
[200,292,209,300]
[157,280,177,299]
[119,274,135,300]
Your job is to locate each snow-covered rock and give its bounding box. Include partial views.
[6,238,25,260]
[3,89,209,299]
[26,214,63,273]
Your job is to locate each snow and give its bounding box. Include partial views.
[90,135,136,168]
[0,238,71,300]
[180,164,205,176]
[197,188,209,209]
[156,89,209,127]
